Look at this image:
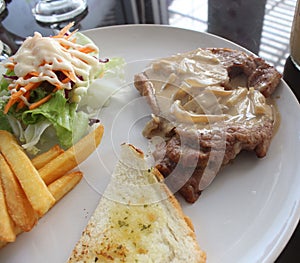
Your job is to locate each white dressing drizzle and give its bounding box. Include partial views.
[5,31,102,99]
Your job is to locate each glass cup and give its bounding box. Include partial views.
[32,0,87,23]
[0,40,11,61]
[290,0,300,70]
[0,0,5,14]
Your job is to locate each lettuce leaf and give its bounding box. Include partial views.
[21,119,52,155]
[0,90,12,131]
[103,57,125,80]
[0,110,12,131]
[0,33,125,155]
[21,90,89,149]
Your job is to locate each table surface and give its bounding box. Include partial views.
[0,0,299,262]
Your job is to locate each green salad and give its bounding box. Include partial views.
[0,23,124,155]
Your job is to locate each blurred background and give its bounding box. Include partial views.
[0,0,296,72]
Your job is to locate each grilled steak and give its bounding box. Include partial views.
[134,48,280,203]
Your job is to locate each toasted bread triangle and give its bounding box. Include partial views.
[68,143,206,263]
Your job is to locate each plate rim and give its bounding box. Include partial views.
[1,24,300,263]
[84,24,300,262]
[83,24,300,262]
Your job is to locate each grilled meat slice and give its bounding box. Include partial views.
[134,47,280,203]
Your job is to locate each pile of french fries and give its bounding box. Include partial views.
[0,124,104,248]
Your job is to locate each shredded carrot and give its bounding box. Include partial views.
[8,83,20,91]
[4,98,17,114]
[77,46,96,54]
[54,83,63,90]
[70,37,77,44]
[16,92,30,111]
[58,41,71,50]
[61,77,70,84]
[11,82,40,100]
[61,70,76,83]
[28,71,40,77]
[64,29,77,41]
[52,22,75,38]
[6,64,14,71]
[29,94,52,110]
[51,23,80,50]
[54,29,77,41]
[2,23,91,113]
[4,82,41,113]
[29,86,59,110]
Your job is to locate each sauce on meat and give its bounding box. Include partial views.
[140,48,280,192]
[142,48,278,138]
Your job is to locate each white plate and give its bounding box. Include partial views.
[1,25,300,263]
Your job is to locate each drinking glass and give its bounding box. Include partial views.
[0,0,12,59]
[32,0,87,23]
[0,0,5,14]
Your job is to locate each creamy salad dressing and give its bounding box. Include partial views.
[0,24,125,155]
[5,32,101,100]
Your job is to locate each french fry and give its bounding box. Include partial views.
[48,171,83,201]
[2,171,83,220]
[0,175,16,242]
[0,130,55,217]
[0,171,83,248]
[0,124,102,248]
[0,154,37,232]
[39,124,104,185]
[0,226,21,248]
[31,145,64,170]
